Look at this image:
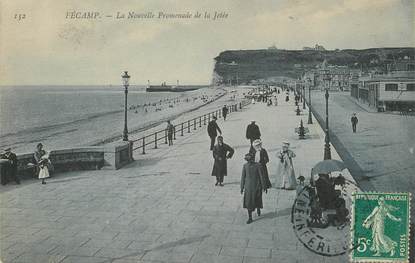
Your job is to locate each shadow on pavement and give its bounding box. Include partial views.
[128,158,163,168]
[46,176,88,184]
[108,235,210,262]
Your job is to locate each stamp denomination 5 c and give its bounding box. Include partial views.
[351,192,411,262]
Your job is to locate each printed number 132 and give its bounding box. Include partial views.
[14,14,26,21]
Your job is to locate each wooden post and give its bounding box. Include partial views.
[199,116,202,127]
[204,115,206,125]
[193,119,196,130]
[188,120,190,133]
[165,130,168,144]
[142,136,146,154]
[181,123,184,136]
[154,132,158,149]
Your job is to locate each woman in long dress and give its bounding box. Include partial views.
[241,153,265,224]
[277,142,297,190]
[34,143,51,184]
[363,197,401,256]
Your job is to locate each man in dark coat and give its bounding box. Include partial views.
[207,116,222,150]
[246,121,261,145]
[211,136,234,186]
[0,148,20,185]
[250,139,272,191]
[222,105,229,121]
[351,113,358,133]
[241,153,265,224]
[166,120,175,146]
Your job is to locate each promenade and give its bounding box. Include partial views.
[1,92,353,263]
[308,91,415,215]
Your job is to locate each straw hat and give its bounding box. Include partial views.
[252,139,262,147]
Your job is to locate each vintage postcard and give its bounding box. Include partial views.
[0,1,414,263]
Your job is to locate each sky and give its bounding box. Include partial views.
[0,0,414,85]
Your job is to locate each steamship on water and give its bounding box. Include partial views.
[146,81,209,92]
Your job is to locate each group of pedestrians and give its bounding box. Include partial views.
[207,115,299,224]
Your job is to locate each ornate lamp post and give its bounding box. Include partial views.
[307,78,313,124]
[302,84,306,110]
[323,74,331,160]
[121,71,130,141]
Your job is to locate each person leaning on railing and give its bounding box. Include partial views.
[166,120,175,146]
[0,147,20,185]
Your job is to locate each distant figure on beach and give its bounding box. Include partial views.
[246,120,261,145]
[277,142,297,190]
[250,139,272,190]
[273,96,278,106]
[166,120,175,146]
[285,91,290,102]
[207,116,222,151]
[351,113,358,133]
[222,105,229,121]
[211,136,234,186]
[34,143,52,185]
[0,147,20,185]
[241,153,265,224]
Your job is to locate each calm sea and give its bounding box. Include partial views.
[0,85,186,138]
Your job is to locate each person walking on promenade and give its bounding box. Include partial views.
[250,139,272,191]
[211,136,234,186]
[285,91,290,102]
[351,113,358,133]
[0,148,20,185]
[241,153,265,224]
[207,116,222,151]
[166,120,175,146]
[222,105,229,121]
[34,143,52,184]
[246,120,261,145]
[277,142,297,190]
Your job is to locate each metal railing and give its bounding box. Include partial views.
[132,100,251,154]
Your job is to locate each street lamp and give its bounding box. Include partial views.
[323,74,331,160]
[307,78,313,124]
[302,84,306,110]
[122,71,130,141]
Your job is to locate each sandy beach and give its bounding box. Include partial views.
[1,87,234,154]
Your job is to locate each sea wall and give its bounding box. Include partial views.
[0,141,133,183]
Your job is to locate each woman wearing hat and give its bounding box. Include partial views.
[241,153,265,224]
[211,136,234,186]
[250,139,272,191]
[34,143,52,184]
[277,142,297,190]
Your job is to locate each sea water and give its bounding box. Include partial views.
[0,85,209,152]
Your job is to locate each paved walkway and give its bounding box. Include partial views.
[1,92,353,263]
[308,91,415,217]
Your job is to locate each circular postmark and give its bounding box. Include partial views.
[291,176,359,256]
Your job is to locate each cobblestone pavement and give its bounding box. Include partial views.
[1,91,354,263]
[308,91,415,214]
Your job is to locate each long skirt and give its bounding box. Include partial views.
[243,188,263,210]
[38,166,50,179]
[277,164,297,190]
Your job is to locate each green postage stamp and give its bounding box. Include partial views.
[351,192,411,262]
